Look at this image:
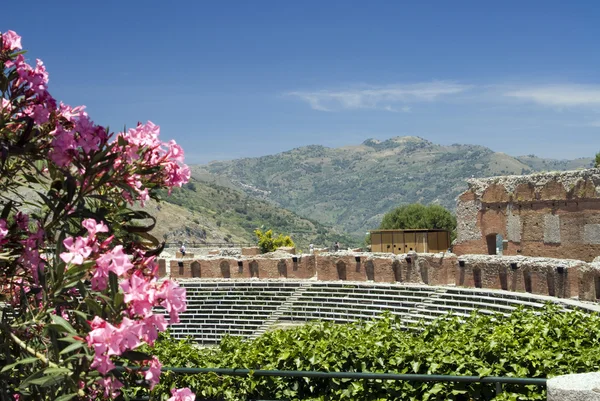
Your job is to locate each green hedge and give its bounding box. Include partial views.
[135,304,600,400]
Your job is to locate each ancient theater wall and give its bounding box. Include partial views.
[454,169,600,262]
[168,255,316,280]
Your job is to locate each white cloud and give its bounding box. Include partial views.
[287,81,470,112]
[504,84,600,108]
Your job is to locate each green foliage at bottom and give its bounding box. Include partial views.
[138,305,600,400]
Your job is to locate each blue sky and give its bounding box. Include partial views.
[4,1,600,163]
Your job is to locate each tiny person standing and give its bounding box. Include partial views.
[180,243,186,257]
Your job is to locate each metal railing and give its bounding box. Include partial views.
[128,367,547,401]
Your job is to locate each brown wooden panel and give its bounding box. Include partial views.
[404,232,416,252]
[382,232,394,253]
[415,232,426,252]
[392,231,404,255]
[438,231,449,251]
[371,233,383,252]
[428,231,438,253]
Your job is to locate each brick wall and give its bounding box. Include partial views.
[454,169,600,262]
[162,251,600,302]
[168,255,316,280]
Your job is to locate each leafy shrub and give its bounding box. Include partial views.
[138,305,600,400]
[254,228,295,253]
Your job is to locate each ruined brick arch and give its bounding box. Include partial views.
[480,209,507,239]
[219,260,230,278]
[540,180,567,200]
[336,260,347,280]
[191,261,201,278]
[514,182,536,203]
[482,183,511,204]
[569,178,599,199]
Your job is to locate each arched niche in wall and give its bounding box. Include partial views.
[392,260,402,282]
[277,260,288,278]
[191,261,201,278]
[336,260,347,280]
[219,261,231,278]
[249,260,259,278]
[365,260,375,281]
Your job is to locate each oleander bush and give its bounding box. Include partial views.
[137,304,600,401]
[0,30,194,400]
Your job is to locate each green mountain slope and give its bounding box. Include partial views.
[194,136,593,239]
[152,179,355,250]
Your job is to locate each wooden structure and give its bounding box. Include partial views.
[369,229,450,254]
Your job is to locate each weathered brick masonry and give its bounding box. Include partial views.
[454,168,600,262]
[162,251,600,302]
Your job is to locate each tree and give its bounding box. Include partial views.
[595,152,600,168]
[379,203,457,240]
[254,228,295,253]
[0,30,194,400]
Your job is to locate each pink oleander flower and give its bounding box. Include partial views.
[1,30,22,51]
[87,317,117,374]
[121,272,156,317]
[97,245,134,276]
[27,104,50,125]
[97,375,123,399]
[140,314,168,345]
[60,236,92,265]
[145,357,162,389]
[82,218,109,239]
[156,280,187,323]
[168,387,195,401]
[165,140,185,163]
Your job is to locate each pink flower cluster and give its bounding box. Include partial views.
[59,218,186,394]
[49,104,108,167]
[168,388,196,401]
[114,121,191,201]
[1,30,21,51]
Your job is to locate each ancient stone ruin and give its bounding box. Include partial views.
[453,168,600,262]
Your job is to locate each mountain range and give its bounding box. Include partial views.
[181,136,592,242]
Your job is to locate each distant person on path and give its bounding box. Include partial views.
[180,243,186,257]
[334,241,340,252]
[309,243,314,254]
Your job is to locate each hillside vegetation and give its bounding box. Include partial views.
[195,137,593,239]
[152,178,355,249]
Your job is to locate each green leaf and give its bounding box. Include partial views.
[59,341,85,355]
[49,315,77,335]
[54,394,78,401]
[1,357,40,373]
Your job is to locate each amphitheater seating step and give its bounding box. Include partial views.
[161,280,598,344]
